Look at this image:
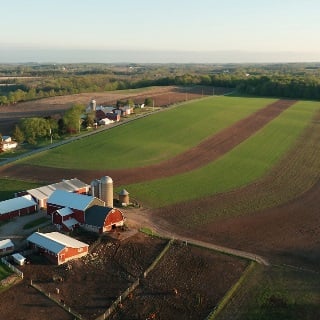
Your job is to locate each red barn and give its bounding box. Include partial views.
[47,190,125,233]
[0,195,37,221]
[27,232,88,265]
[84,205,125,233]
[47,189,104,224]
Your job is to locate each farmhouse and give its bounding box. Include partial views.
[0,136,17,152]
[26,178,90,209]
[0,195,37,221]
[27,232,88,265]
[0,239,14,255]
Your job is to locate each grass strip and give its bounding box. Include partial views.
[125,100,319,208]
[23,96,274,170]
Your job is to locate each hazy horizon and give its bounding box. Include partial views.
[2,0,320,64]
[1,47,320,64]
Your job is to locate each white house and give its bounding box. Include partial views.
[1,136,17,151]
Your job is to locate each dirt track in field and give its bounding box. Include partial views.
[0,99,295,185]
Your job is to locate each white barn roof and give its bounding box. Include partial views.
[48,190,94,211]
[63,218,79,229]
[27,178,90,202]
[56,207,73,217]
[0,195,37,215]
[0,239,14,250]
[27,232,88,254]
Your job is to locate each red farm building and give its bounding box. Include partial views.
[27,232,88,265]
[84,205,125,233]
[47,190,125,233]
[0,239,14,255]
[0,195,38,221]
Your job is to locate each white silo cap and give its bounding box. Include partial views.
[100,176,113,184]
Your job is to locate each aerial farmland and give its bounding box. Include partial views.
[0,82,320,319]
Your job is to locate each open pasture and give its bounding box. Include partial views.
[24,96,274,170]
[125,100,319,208]
[218,265,320,320]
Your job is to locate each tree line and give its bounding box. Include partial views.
[2,63,320,106]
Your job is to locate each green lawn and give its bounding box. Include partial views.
[24,96,275,170]
[0,263,13,281]
[124,100,319,207]
[23,216,49,230]
[0,179,42,201]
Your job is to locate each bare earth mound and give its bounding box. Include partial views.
[0,99,295,184]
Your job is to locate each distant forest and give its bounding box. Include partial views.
[1,62,320,105]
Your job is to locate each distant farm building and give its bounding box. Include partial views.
[0,195,37,221]
[0,239,14,255]
[99,118,114,126]
[0,136,17,152]
[27,232,88,265]
[25,178,90,209]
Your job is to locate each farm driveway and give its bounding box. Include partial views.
[0,211,49,242]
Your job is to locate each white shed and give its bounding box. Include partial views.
[12,253,26,266]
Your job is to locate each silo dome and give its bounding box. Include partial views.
[100,176,113,184]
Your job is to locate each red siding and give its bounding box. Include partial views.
[103,208,125,232]
[47,203,63,216]
[30,243,88,265]
[72,209,85,224]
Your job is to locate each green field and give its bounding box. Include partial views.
[218,265,320,320]
[124,100,319,207]
[0,179,42,201]
[24,96,275,170]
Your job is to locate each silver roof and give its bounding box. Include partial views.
[48,190,94,211]
[0,239,14,250]
[27,232,88,254]
[0,195,37,215]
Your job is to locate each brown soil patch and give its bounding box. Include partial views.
[151,110,320,271]
[0,232,246,320]
[0,99,295,185]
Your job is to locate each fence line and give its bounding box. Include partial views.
[0,257,23,279]
[94,239,173,320]
[205,261,257,320]
[30,281,84,320]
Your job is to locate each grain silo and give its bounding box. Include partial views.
[118,189,130,206]
[90,99,97,111]
[100,176,113,207]
[90,179,100,198]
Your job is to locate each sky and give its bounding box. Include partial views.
[1,0,320,63]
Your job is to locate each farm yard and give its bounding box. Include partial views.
[0,87,320,319]
[0,232,248,320]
